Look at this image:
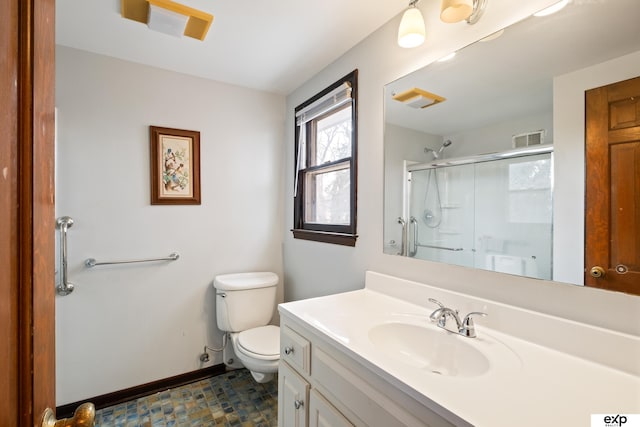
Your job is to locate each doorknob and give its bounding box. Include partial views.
[590,266,606,278]
[41,403,95,427]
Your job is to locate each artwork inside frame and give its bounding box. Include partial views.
[150,126,201,205]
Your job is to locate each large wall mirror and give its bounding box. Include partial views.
[383,0,640,293]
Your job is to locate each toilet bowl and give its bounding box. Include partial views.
[214,272,280,383]
[229,325,280,383]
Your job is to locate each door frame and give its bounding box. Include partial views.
[1,0,56,425]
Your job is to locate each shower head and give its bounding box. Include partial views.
[426,140,452,159]
[436,140,452,157]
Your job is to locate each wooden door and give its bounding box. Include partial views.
[585,76,640,294]
[1,0,56,425]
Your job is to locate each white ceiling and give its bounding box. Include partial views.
[56,0,407,94]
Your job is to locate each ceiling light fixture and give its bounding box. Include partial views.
[121,0,214,41]
[392,88,446,109]
[397,0,426,48]
[440,0,488,24]
[533,0,569,17]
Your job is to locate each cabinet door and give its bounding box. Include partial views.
[278,362,309,427]
[309,389,354,427]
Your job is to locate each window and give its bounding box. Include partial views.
[293,70,358,246]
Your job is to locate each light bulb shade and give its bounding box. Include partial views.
[397,7,425,48]
[440,0,473,23]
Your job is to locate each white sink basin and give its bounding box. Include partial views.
[368,322,492,377]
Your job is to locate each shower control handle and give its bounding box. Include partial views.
[590,266,605,278]
[284,346,294,355]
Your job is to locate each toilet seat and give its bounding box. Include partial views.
[236,325,280,360]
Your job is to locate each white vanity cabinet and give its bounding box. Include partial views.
[278,361,309,427]
[278,313,457,427]
[277,274,640,426]
[278,322,352,427]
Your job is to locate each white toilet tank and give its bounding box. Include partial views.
[214,272,278,332]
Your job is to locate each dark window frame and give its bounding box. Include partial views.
[292,70,358,246]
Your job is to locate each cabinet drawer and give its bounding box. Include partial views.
[281,325,311,375]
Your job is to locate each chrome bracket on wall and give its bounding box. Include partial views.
[56,216,75,296]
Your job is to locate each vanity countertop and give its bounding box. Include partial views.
[279,286,640,427]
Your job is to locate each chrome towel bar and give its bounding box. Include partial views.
[416,243,464,251]
[85,252,180,268]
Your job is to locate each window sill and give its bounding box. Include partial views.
[291,229,357,247]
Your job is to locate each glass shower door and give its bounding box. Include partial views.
[474,153,553,279]
[408,164,475,267]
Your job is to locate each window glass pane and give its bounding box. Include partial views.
[315,105,352,165]
[305,166,350,225]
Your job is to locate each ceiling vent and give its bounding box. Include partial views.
[512,130,545,148]
[121,0,214,41]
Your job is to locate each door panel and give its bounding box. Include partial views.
[308,389,353,427]
[31,0,57,421]
[1,0,56,425]
[1,0,20,424]
[278,362,309,427]
[585,76,640,294]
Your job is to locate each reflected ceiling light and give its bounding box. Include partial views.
[121,0,214,41]
[440,0,488,24]
[479,29,504,42]
[392,88,446,109]
[438,52,457,62]
[533,0,569,17]
[398,0,426,48]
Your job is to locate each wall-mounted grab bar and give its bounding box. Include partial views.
[56,216,75,296]
[408,216,418,258]
[85,252,180,268]
[417,243,464,252]
[397,217,407,256]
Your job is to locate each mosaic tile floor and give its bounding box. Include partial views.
[94,369,278,427]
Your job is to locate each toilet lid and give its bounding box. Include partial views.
[237,325,280,357]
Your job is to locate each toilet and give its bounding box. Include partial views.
[213,271,280,383]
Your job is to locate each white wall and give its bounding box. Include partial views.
[383,123,441,253]
[55,46,285,405]
[445,110,553,157]
[283,0,640,334]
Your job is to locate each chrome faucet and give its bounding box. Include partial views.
[428,298,487,338]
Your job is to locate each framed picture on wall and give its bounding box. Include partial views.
[150,126,201,205]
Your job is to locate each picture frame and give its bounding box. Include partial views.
[150,126,201,205]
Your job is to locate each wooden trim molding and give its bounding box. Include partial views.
[1,0,20,423]
[291,229,357,247]
[56,365,226,418]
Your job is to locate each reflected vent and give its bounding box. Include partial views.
[512,130,545,148]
